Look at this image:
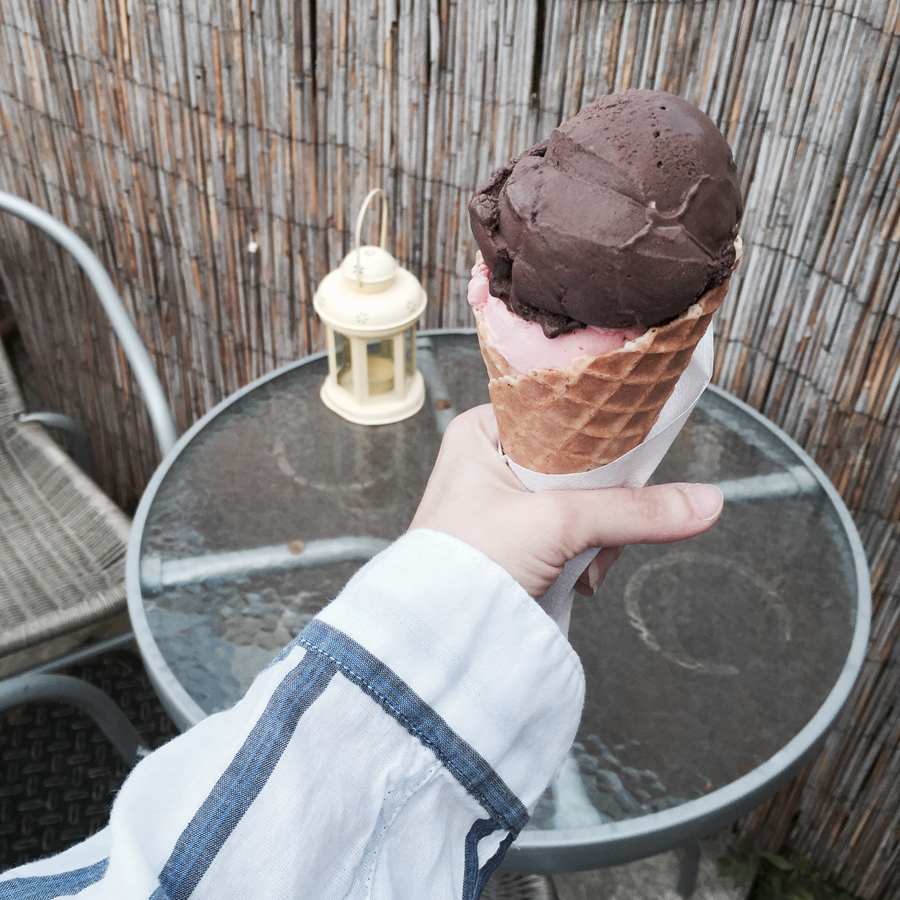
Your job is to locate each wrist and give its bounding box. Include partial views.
[316,529,585,807]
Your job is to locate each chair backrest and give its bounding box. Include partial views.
[0,363,132,663]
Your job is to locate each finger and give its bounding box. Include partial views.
[440,405,526,490]
[410,405,518,532]
[573,567,593,596]
[468,403,500,445]
[442,404,497,445]
[573,550,600,597]
[573,546,622,596]
[439,405,500,465]
[552,482,724,553]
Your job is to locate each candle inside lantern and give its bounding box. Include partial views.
[366,341,395,395]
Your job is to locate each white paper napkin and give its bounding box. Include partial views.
[504,327,715,634]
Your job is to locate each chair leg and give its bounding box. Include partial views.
[0,672,150,766]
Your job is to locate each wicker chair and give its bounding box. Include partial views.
[0,192,178,763]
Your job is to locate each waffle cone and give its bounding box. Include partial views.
[475,278,731,474]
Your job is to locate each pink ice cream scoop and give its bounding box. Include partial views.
[467,261,644,375]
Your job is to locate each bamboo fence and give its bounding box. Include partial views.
[0,0,899,895]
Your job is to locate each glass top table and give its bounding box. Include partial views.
[126,330,870,874]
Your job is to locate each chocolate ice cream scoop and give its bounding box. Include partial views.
[468,90,743,337]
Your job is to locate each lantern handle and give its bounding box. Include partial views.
[354,188,389,287]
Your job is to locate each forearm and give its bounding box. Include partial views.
[1,530,584,900]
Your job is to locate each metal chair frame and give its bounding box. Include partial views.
[0,191,178,764]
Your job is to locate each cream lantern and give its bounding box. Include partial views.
[313,189,427,425]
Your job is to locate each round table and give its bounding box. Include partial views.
[126,330,870,875]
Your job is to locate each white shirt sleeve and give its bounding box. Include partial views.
[0,529,585,900]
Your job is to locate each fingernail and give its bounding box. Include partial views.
[677,483,724,521]
[587,558,602,592]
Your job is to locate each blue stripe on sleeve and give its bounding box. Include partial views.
[462,819,501,900]
[299,620,529,834]
[156,651,336,899]
[472,829,516,899]
[0,859,108,899]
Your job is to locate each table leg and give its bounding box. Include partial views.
[483,873,559,900]
[676,842,702,898]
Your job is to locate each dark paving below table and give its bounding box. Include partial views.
[0,647,178,871]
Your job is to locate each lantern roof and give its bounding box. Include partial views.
[313,260,426,337]
[313,188,427,338]
[340,245,398,289]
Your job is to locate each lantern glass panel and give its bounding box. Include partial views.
[405,327,416,381]
[367,339,395,396]
[335,331,353,390]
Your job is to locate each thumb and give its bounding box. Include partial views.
[545,482,724,557]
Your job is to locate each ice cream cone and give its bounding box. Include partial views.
[474,276,731,475]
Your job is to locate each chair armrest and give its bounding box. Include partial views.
[0,191,179,457]
[0,672,149,765]
[19,411,94,477]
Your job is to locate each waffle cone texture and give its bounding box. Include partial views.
[475,278,731,474]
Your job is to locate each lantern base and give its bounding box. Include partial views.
[319,371,426,425]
